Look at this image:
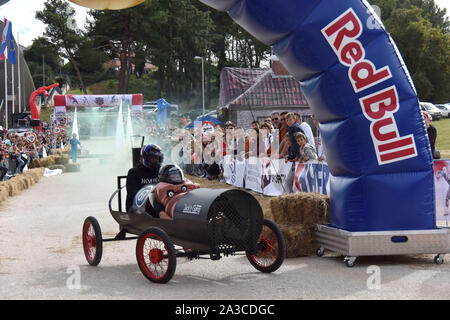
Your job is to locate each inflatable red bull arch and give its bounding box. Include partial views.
[200,0,435,232]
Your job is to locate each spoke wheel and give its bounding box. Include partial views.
[82,216,103,266]
[246,219,286,273]
[136,227,176,284]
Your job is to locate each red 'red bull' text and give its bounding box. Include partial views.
[322,8,417,165]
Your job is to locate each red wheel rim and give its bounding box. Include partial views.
[149,248,164,264]
[250,224,279,268]
[83,222,97,262]
[138,233,170,281]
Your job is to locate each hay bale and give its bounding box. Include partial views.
[279,224,318,258]
[0,185,9,202]
[65,163,80,172]
[38,157,57,168]
[270,192,330,227]
[23,168,45,184]
[0,168,45,204]
[2,179,21,196]
[29,158,41,169]
[15,175,29,190]
[49,149,63,156]
[48,165,66,172]
[55,154,69,165]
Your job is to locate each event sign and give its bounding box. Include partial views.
[144,126,153,135]
[131,104,144,119]
[434,160,450,224]
[25,132,37,143]
[200,121,215,135]
[53,126,62,135]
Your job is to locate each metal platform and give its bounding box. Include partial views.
[315,224,450,267]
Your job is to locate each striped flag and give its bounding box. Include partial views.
[0,18,15,64]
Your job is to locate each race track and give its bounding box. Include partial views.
[0,137,449,300]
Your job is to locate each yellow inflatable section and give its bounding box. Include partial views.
[68,0,144,10]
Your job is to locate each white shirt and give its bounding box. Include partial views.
[265,134,273,152]
[315,133,326,161]
[299,122,316,149]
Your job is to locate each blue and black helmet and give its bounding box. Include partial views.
[141,144,164,170]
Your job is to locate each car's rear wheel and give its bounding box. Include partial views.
[246,219,286,273]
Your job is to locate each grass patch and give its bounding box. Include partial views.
[433,117,450,159]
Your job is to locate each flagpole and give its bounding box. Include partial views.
[11,55,14,117]
[17,32,21,113]
[4,57,7,130]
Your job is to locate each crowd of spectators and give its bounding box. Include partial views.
[0,125,70,181]
[148,111,325,181]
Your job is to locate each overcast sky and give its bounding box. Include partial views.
[0,0,90,47]
[0,0,449,48]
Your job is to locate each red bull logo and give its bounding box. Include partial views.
[322,8,417,165]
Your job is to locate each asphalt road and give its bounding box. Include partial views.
[0,137,449,300]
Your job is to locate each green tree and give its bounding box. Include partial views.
[24,36,63,86]
[384,7,450,102]
[137,0,216,104]
[70,37,110,87]
[35,0,87,93]
[87,7,143,94]
[371,0,449,31]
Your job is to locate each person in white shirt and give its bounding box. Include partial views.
[259,122,273,155]
[294,113,315,150]
[312,115,326,162]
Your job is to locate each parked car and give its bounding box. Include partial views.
[435,104,450,118]
[420,102,442,121]
[203,109,218,118]
[180,108,204,120]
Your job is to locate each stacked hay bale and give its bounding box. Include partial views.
[29,154,70,171]
[47,165,66,172]
[0,168,45,205]
[270,192,331,258]
[65,163,80,172]
[55,154,70,165]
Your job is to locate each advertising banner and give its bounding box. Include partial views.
[131,104,143,119]
[223,155,246,188]
[262,158,294,196]
[54,94,144,109]
[54,106,67,119]
[434,160,450,224]
[65,94,132,107]
[293,161,331,196]
[245,157,263,193]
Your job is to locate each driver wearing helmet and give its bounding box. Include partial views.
[125,144,165,215]
[156,164,200,220]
